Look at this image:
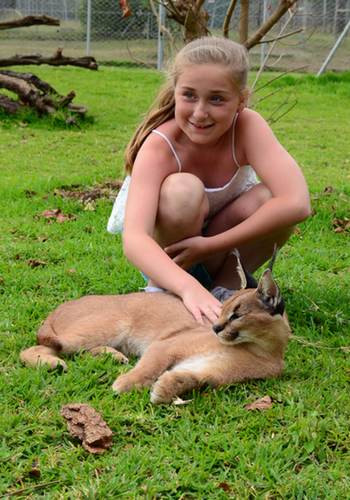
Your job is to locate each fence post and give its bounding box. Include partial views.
[157,2,166,70]
[86,0,92,56]
[317,17,350,75]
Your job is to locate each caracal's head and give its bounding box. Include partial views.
[212,251,291,353]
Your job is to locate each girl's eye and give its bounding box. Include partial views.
[210,95,224,104]
[183,91,196,101]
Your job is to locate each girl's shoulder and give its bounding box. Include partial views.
[237,108,267,128]
[134,119,180,175]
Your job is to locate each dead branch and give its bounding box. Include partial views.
[0,94,21,114]
[239,0,249,44]
[252,8,297,90]
[256,27,303,45]
[223,0,239,38]
[0,48,98,70]
[0,69,58,94]
[244,0,298,50]
[0,15,59,30]
[0,71,87,119]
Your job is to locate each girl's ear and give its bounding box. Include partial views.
[238,88,250,111]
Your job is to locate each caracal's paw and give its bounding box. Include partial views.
[89,346,129,364]
[112,374,135,394]
[150,371,196,404]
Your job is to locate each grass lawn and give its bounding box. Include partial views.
[0,66,349,498]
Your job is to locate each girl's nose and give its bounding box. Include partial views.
[192,101,208,121]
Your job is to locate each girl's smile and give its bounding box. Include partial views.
[174,63,242,145]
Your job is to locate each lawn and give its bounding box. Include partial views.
[0,66,349,498]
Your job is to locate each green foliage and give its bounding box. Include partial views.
[0,67,349,498]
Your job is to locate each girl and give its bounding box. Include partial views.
[108,36,311,324]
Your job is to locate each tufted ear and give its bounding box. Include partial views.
[256,269,285,316]
[232,249,258,289]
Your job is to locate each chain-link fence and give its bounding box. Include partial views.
[0,1,349,73]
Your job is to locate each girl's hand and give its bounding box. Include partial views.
[165,236,210,270]
[181,285,222,325]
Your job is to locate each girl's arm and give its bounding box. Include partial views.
[166,110,311,261]
[122,134,221,324]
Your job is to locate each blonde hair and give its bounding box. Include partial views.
[124,36,249,173]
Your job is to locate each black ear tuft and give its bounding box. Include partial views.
[257,269,285,316]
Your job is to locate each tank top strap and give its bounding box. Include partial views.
[231,113,241,169]
[151,129,182,172]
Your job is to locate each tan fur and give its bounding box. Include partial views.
[20,272,291,404]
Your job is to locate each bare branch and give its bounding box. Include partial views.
[0,15,59,30]
[239,0,250,44]
[223,0,239,38]
[244,0,298,50]
[256,27,303,45]
[252,8,296,90]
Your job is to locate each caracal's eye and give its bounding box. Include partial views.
[228,312,240,322]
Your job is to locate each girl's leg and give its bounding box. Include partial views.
[204,183,294,289]
[145,173,209,290]
[155,172,209,247]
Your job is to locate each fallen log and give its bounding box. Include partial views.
[0,15,60,30]
[0,48,98,70]
[0,70,87,121]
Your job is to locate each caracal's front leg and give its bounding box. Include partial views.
[89,346,129,364]
[112,342,175,394]
[150,364,225,404]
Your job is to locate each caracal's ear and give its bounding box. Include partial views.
[232,249,257,289]
[256,269,285,316]
[256,245,285,315]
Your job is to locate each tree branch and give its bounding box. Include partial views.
[239,0,249,44]
[223,0,239,38]
[244,0,298,50]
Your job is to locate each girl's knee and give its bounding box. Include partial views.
[158,173,208,223]
[235,184,271,222]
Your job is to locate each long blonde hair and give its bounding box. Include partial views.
[124,36,249,173]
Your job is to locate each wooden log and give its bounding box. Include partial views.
[0,49,98,70]
[0,15,60,30]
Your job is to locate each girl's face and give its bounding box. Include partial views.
[174,63,244,146]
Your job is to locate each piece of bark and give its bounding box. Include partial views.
[61,403,113,454]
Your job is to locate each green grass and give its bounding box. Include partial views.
[0,67,349,498]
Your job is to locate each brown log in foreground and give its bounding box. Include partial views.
[0,70,87,119]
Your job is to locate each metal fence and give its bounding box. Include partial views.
[0,0,349,74]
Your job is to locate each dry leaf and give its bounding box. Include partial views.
[244,395,273,411]
[218,482,231,493]
[323,185,335,194]
[332,218,350,233]
[40,209,76,223]
[61,403,113,454]
[27,259,47,268]
[119,0,132,17]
